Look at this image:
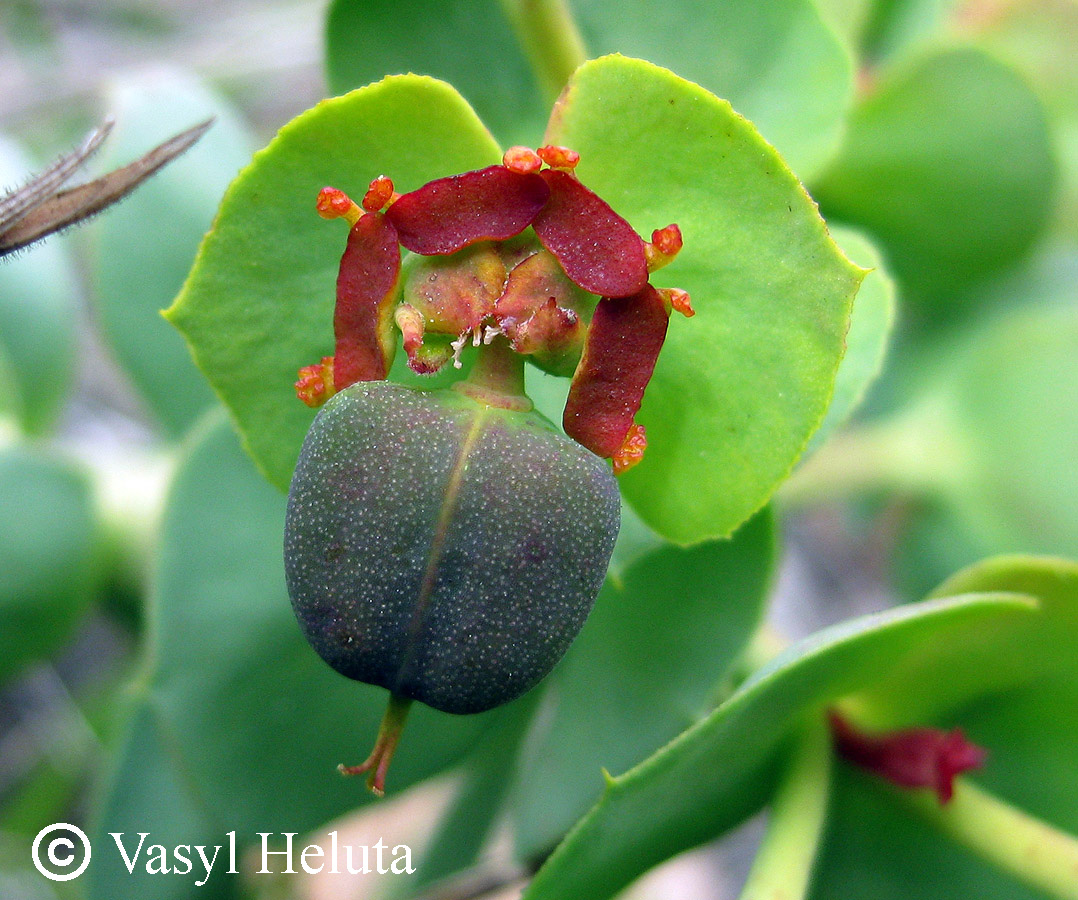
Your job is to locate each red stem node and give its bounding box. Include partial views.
[829,711,987,804]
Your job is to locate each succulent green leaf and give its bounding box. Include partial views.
[967,0,1078,236]
[0,137,81,436]
[166,77,502,490]
[523,592,1033,900]
[326,0,851,178]
[814,46,1056,309]
[88,70,255,438]
[546,56,861,544]
[569,0,853,178]
[0,446,100,684]
[813,557,1078,899]
[803,226,896,458]
[90,412,518,895]
[511,508,775,858]
[325,0,547,147]
[89,703,233,900]
[930,303,1078,561]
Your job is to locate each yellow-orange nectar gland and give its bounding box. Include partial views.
[502,146,543,175]
[296,357,336,408]
[661,287,695,318]
[362,176,396,213]
[316,187,362,226]
[537,145,580,170]
[612,423,648,475]
[646,224,684,272]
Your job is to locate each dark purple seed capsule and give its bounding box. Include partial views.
[284,381,620,716]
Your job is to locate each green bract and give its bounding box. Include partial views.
[168,56,861,545]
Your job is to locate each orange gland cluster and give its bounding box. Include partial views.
[295,146,691,474]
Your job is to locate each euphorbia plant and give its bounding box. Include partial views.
[150,21,1077,900]
[168,54,859,793]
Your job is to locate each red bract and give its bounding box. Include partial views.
[385,165,549,255]
[830,711,987,804]
[333,212,401,389]
[532,169,648,298]
[563,285,670,469]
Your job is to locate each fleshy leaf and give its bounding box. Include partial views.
[0,447,100,684]
[90,413,519,896]
[546,56,862,543]
[531,168,648,298]
[522,592,1034,900]
[88,71,254,438]
[510,508,774,860]
[814,556,1078,899]
[814,46,1056,310]
[802,226,896,458]
[0,137,81,436]
[569,0,853,178]
[166,76,502,489]
[386,165,549,255]
[325,0,548,147]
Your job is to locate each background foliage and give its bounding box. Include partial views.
[1,1,1076,898]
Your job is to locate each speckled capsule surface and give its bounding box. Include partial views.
[284,381,620,715]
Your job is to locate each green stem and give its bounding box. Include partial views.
[738,717,833,900]
[900,780,1078,900]
[453,336,532,411]
[339,693,413,796]
[498,0,587,103]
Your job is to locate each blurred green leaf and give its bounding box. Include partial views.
[0,137,81,436]
[405,692,541,895]
[813,767,1045,900]
[0,446,99,684]
[326,0,851,178]
[167,76,502,490]
[89,703,235,900]
[524,592,1032,900]
[510,508,775,859]
[325,0,547,147]
[803,226,896,457]
[548,56,861,543]
[91,412,515,895]
[960,0,1078,237]
[815,46,1056,309]
[89,70,254,438]
[569,0,853,178]
[859,0,958,62]
[813,556,1078,899]
[939,304,1078,559]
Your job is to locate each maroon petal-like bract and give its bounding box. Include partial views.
[333,213,401,389]
[563,284,669,460]
[386,165,549,255]
[830,712,987,804]
[532,169,648,298]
